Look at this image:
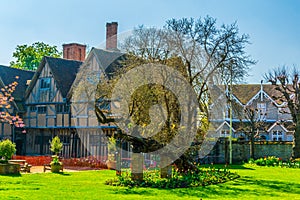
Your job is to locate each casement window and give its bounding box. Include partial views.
[40,78,51,89]
[37,106,47,114]
[220,130,230,137]
[56,104,69,114]
[257,103,267,120]
[39,78,51,102]
[272,130,283,141]
[29,106,36,112]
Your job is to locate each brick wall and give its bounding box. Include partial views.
[62,43,86,61]
[106,22,118,50]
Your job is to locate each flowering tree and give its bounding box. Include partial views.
[0,76,25,130]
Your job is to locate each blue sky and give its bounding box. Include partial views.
[0,0,299,83]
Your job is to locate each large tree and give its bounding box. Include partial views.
[96,16,255,179]
[265,67,300,159]
[10,42,61,71]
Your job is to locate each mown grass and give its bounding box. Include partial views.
[0,164,299,199]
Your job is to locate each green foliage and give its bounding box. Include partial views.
[10,42,61,71]
[49,136,63,155]
[105,166,239,188]
[0,139,16,162]
[249,156,300,168]
[107,137,116,153]
[50,155,62,166]
[107,137,116,161]
[0,166,300,199]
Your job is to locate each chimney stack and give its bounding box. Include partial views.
[62,43,86,62]
[106,22,118,50]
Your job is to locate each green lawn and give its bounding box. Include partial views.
[0,164,299,199]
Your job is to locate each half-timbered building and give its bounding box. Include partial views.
[23,22,129,158]
[0,65,34,154]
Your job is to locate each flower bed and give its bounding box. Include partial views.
[106,166,239,188]
[62,156,107,169]
[12,155,51,166]
[12,155,108,169]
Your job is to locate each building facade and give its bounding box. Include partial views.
[215,84,294,142]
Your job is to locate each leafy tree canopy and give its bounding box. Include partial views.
[10,42,61,71]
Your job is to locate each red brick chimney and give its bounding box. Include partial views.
[106,22,118,50]
[62,43,86,62]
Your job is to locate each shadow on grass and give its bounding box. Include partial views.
[201,164,255,170]
[169,176,300,199]
[51,172,71,176]
[112,174,300,199]
[113,187,153,196]
[0,173,22,177]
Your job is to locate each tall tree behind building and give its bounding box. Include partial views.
[265,66,300,159]
[10,42,61,71]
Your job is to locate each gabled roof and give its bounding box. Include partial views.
[92,48,125,78]
[67,48,126,100]
[25,57,82,99]
[267,121,294,132]
[232,85,261,105]
[0,65,34,101]
[232,84,285,106]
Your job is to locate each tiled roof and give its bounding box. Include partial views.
[92,48,125,78]
[232,84,284,105]
[232,85,261,105]
[45,57,82,98]
[0,65,34,101]
[25,57,82,99]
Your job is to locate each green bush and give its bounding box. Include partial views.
[105,166,240,188]
[0,139,16,162]
[50,136,63,155]
[249,156,300,168]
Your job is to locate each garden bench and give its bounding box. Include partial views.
[20,163,32,173]
[9,160,32,173]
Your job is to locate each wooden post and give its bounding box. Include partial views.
[160,155,172,178]
[116,138,122,176]
[131,153,144,181]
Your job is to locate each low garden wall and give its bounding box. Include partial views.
[200,139,293,164]
[0,163,20,174]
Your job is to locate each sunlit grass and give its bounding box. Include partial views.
[0,164,299,199]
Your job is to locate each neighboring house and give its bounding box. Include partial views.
[215,84,294,142]
[0,65,34,154]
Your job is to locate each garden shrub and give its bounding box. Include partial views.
[105,166,239,188]
[0,139,16,162]
[250,156,300,168]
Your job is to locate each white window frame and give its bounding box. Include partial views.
[272,130,284,141]
[257,103,267,120]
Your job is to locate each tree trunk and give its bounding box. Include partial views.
[131,153,144,181]
[160,155,172,178]
[292,114,300,159]
[250,132,255,159]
